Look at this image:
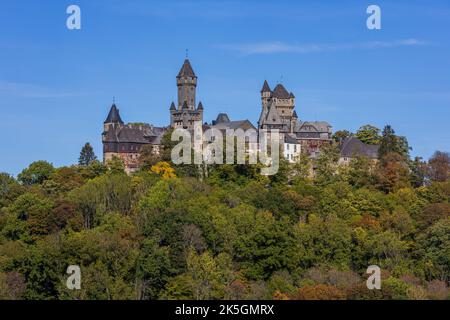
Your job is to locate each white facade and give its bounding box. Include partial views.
[283,142,301,163]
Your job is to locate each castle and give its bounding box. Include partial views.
[103,59,333,173]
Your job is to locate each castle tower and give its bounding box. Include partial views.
[258,80,272,129]
[170,59,203,130]
[177,59,197,110]
[103,103,124,131]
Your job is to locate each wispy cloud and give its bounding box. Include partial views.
[217,39,428,56]
[0,82,83,98]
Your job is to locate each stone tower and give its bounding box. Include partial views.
[170,59,203,130]
[258,80,296,133]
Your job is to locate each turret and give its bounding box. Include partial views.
[177,59,197,110]
[104,103,124,131]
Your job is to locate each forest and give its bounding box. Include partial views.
[0,124,449,300]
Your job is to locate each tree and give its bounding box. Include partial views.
[3,193,54,241]
[416,203,450,230]
[78,143,97,166]
[379,125,410,159]
[292,152,312,182]
[18,161,54,185]
[139,145,162,171]
[375,152,411,193]
[0,173,25,209]
[347,155,374,188]
[291,284,346,300]
[135,238,172,299]
[106,156,125,175]
[418,218,450,282]
[314,144,340,185]
[151,162,177,179]
[333,130,352,144]
[428,151,450,182]
[0,272,26,300]
[356,125,381,145]
[410,156,428,188]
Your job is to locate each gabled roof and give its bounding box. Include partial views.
[182,101,189,109]
[104,104,124,124]
[265,101,282,124]
[272,84,291,99]
[177,59,196,78]
[298,121,331,133]
[299,122,319,132]
[340,137,379,159]
[292,110,298,118]
[261,80,271,93]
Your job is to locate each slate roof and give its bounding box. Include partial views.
[170,102,176,111]
[177,59,196,78]
[340,137,379,159]
[272,84,291,99]
[104,104,124,124]
[104,124,167,145]
[299,121,332,133]
[261,80,271,93]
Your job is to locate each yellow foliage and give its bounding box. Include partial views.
[151,162,176,179]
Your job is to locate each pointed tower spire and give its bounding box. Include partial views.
[177,59,196,78]
[170,102,176,111]
[197,101,204,110]
[261,80,271,93]
[104,103,124,124]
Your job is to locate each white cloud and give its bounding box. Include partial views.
[217,39,428,55]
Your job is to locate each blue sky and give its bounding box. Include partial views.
[1,0,449,175]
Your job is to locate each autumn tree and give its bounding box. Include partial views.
[428,151,450,182]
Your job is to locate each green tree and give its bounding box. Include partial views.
[315,144,340,186]
[18,161,54,185]
[135,237,172,299]
[379,125,410,159]
[106,156,125,175]
[2,193,54,242]
[356,125,381,145]
[410,156,428,188]
[418,218,450,281]
[332,130,352,144]
[78,143,97,166]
